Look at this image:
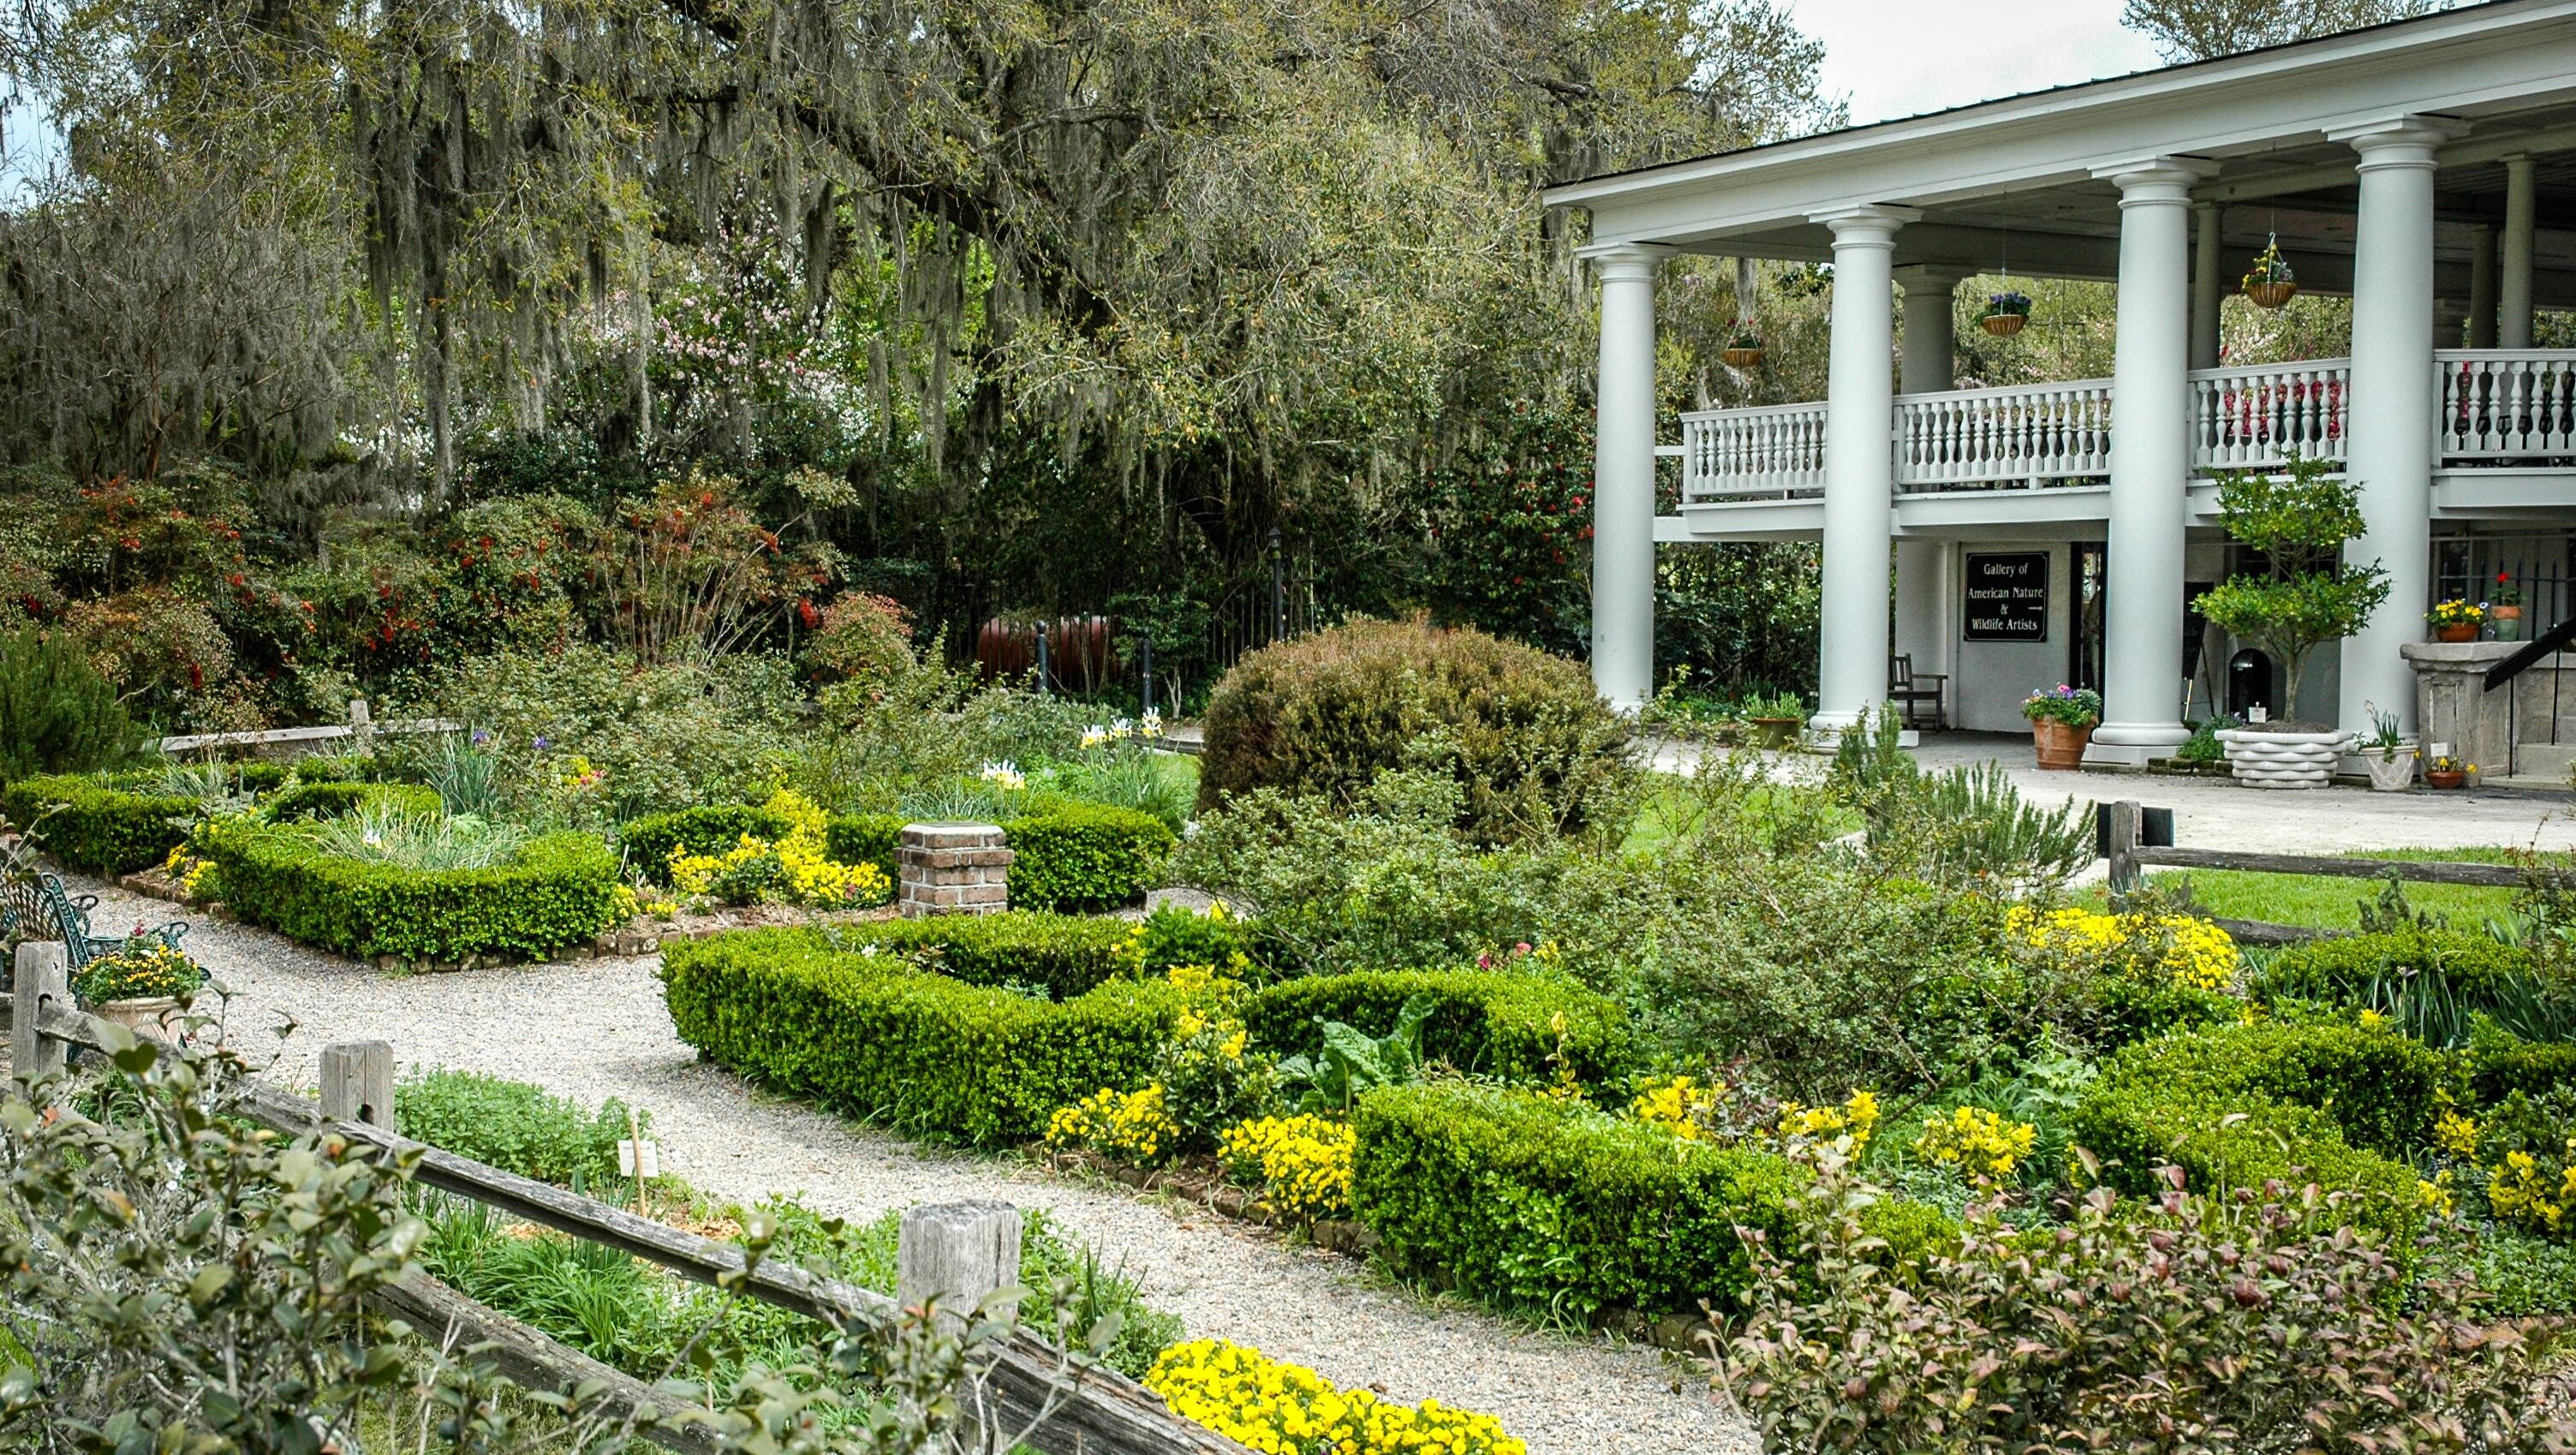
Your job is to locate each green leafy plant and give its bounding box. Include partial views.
[1717,1143,2570,1455]
[2363,701,2408,760]
[1004,801,1175,912]
[2195,455,2391,720]
[1242,968,1630,1088]
[0,627,134,784]
[2018,684,2100,727]
[1197,615,1638,846]
[1829,710,2093,887]
[306,799,533,870]
[395,1066,647,1188]
[1276,993,1434,1115]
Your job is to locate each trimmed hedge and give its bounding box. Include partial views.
[2258,927,2537,1000]
[2,773,197,874]
[1243,969,1631,1086]
[618,804,903,884]
[1002,802,1175,912]
[200,823,624,962]
[813,913,1136,1000]
[1351,1082,1953,1320]
[2469,1031,2576,1106]
[2066,1019,2442,1237]
[262,780,443,823]
[662,927,1187,1144]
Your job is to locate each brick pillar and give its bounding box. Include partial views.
[899,823,1011,917]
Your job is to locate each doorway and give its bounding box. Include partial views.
[2070,541,2106,694]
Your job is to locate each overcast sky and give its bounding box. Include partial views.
[1786,0,2168,124]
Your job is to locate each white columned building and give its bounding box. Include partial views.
[1553,0,2576,780]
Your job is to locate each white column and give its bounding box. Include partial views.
[1810,206,1914,736]
[2191,201,2224,371]
[1896,265,1962,397]
[1588,244,1667,711]
[2502,154,2537,349]
[2335,117,2457,737]
[2469,223,2499,349]
[2087,160,2211,762]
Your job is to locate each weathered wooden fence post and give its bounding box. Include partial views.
[349,697,375,755]
[898,1201,1023,1334]
[319,1040,397,1130]
[2105,798,2143,902]
[12,942,68,1080]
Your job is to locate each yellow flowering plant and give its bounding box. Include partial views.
[71,937,206,1005]
[1046,1084,1182,1169]
[1218,1114,1356,1222]
[1777,1088,1881,1150]
[1145,1339,1526,1455]
[1912,1105,2039,1183]
[2007,903,2236,992]
[665,788,890,908]
[2464,1086,2576,1237]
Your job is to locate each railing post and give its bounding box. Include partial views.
[320,1041,397,1130]
[900,1201,1023,1451]
[2106,799,2144,903]
[12,942,68,1081]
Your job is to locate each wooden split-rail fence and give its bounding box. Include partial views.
[2098,797,2567,944]
[4,942,1249,1455]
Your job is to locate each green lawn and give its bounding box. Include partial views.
[2084,845,2528,932]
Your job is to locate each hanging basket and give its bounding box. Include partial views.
[2244,278,2299,310]
[1979,313,2028,337]
[1720,345,1765,368]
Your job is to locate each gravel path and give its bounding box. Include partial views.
[64,874,1750,1455]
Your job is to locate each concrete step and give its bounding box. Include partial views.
[2513,742,2576,785]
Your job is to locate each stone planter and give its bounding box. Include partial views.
[2217,726,2352,790]
[2435,622,2478,643]
[2364,751,2417,791]
[2030,718,2093,770]
[90,996,181,1037]
[1744,715,1804,748]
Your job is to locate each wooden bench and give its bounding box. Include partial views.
[1,870,188,985]
[1889,654,1948,729]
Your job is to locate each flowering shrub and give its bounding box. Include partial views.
[2007,903,2235,991]
[2468,1087,2576,1236]
[1046,1084,1181,1168]
[1218,1114,1356,1221]
[1144,1339,1525,1455]
[667,789,889,908]
[1777,1088,1880,1150]
[1628,1070,1798,1146]
[1156,961,1279,1152]
[1911,1104,2037,1183]
[1631,1074,1722,1139]
[71,937,205,1004]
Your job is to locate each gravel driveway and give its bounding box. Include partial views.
[62,874,1753,1455]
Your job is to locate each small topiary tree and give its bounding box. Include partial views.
[2196,454,2390,725]
[1196,615,1636,844]
[0,628,134,784]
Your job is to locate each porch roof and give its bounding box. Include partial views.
[1542,0,2576,304]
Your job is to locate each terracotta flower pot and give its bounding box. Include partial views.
[2425,769,2466,790]
[2244,279,2298,309]
[1980,313,2027,337]
[1720,346,1764,368]
[2495,605,2524,641]
[2435,622,2478,643]
[2031,718,2093,770]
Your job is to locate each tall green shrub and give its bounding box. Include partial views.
[1197,616,1636,844]
[0,629,133,784]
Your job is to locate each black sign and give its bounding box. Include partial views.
[1964,552,2050,641]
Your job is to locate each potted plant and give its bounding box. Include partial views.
[2021,684,2102,769]
[1720,326,1764,369]
[72,934,206,1035]
[2242,236,2298,309]
[2360,702,2415,791]
[2426,599,2488,643]
[1738,689,1808,748]
[2492,572,2525,641]
[2424,753,2469,790]
[2197,454,2389,789]
[1980,290,2031,337]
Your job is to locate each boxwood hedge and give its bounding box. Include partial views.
[1351,1082,1952,1320]
[1001,802,1175,912]
[2066,1019,2441,1238]
[2469,1029,2576,1105]
[2257,927,2537,1001]
[200,823,624,962]
[812,914,1136,1000]
[1242,969,1631,1086]
[661,927,1186,1144]
[261,779,443,822]
[3,773,198,874]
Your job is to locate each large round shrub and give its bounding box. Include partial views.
[1196,617,1634,843]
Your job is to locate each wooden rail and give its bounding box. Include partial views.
[2099,797,2559,943]
[5,948,1246,1455]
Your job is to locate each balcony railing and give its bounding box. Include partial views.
[2440,349,2576,461]
[1673,352,2569,506]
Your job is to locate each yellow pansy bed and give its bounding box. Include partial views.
[1145,1339,1525,1455]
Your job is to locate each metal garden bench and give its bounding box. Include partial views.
[1,870,188,986]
